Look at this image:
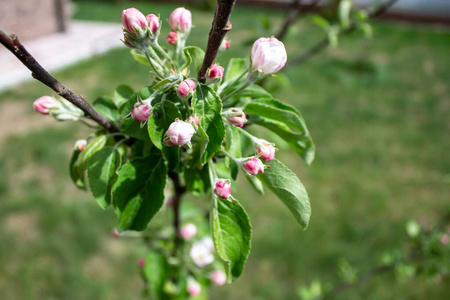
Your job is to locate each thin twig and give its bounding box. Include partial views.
[285,0,398,69]
[198,0,237,83]
[0,28,118,133]
[276,0,321,41]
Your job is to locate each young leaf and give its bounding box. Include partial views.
[187,124,209,168]
[192,85,225,164]
[152,75,183,92]
[113,154,167,231]
[245,175,264,195]
[114,85,134,107]
[74,135,107,185]
[87,147,121,209]
[184,164,210,195]
[130,49,150,66]
[244,98,315,165]
[93,96,119,122]
[211,196,252,282]
[69,149,85,190]
[182,46,205,77]
[225,125,241,180]
[224,58,248,83]
[257,159,311,229]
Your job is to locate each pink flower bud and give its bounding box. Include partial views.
[177,79,196,99]
[165,196,174,206]
[440,234,449,245]
[187,280,201,296]
[224,40,230,50]
[74,139,87,151]
[226,108,246,127]
[205,64,224,85]
[251,37,287,74]
[131,102,152,122]
[180,223,197,240]
[214,180,231,199]
[188,116,199,126]
[111,228,121,239]
[33,96,56,115]
[166,31,178,45]
[256,142,276,162]
[242,157,265,176]
[210,270,227,286]
[122,8,147,33]
[136,258,145,268]
[169,7,192,33]
[164,119,195,146]
[146,14,160,34]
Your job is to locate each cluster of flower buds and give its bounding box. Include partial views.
[33,96,84,121]
[164,119,196,147]
[251,37,287,75]
[122,8,162,49]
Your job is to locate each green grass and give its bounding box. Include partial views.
[0,1,449,299]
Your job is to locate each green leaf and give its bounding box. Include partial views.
[245,175,264,195]
[182,46,205,77]
[130,49,150,66]
[74,135,107,186]
[184,164,210,195]
[225,125,241,180]
[310,15,330,32]
[93,96,119,122]
[114,85,134,107]
[152,75,183,92]
[143,249,169,299]
[339,0,352,29]
[188,124,209,168]
[87,147,121,209]
[231,84,272,100]
[211,196,252,282]
[257,159,311,229]
[69,149,85,189]
[113,155,167,231]
[244,98,315,165]
[192,85,225,164]
[224,58,248,83]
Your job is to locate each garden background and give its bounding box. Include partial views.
[0,1,449,299]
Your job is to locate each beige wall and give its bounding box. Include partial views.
[0,0,69,40]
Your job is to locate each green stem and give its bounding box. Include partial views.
[221,74,256,102]
[219,69,248,96]
[144,49,165,79]
[154,42,177,73]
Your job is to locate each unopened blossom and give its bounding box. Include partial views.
[166,31,178,45]
[111,228,121,239]
[214,180,231,199]
[33,96,57,115]
[74,139,87,151]
[210,270,227,286]
[441,234,449,245]
[180,223,197,240]
[146,14,160,34]
[205,64,224,85]
[164,119,195,146]
[169,7,192,33]
[177,79,196,99]
[223,40,230,50]
[242,157,265,176]
[136,258,145,268]
[188,116,199,126]
[225,108,246,127]
[190,237,214,267]
[256,141,276,162]
[187,279,201,296]
[122,8,147,33]
[131,102,152,122]
[251,37,287,74]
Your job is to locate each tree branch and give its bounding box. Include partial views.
[285,0,398,69]
[198,0,236,83]
[0,28,119,133]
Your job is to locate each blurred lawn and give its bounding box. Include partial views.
[0,1,449,299]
